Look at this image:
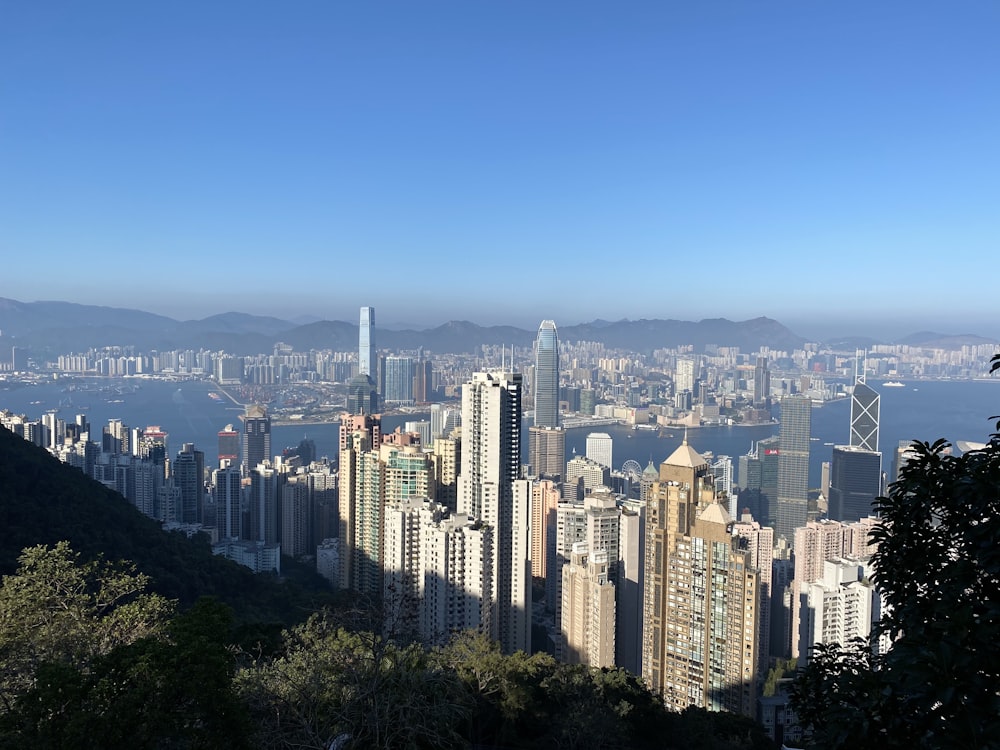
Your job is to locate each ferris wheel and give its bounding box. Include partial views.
[621,459,643,482]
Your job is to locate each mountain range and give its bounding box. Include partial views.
[0,297,994,357]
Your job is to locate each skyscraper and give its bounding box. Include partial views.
[383,356,415,405]
[528,425,565,479]
[643,438,759,715]
[831,372,882,523]
[173,443,204,524]
[776,395,811,544]
[217,424,240,467]
[457,370,531,654]
[359,306,375,378]
[828,446,882,522]
[534,320,560,428]
[561,543,616,668]
[753,356,771,406]
[850,381,880,451]
[242,405,271,474]
[214,464,243,539]
[585,432,613,469]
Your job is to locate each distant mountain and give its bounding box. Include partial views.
[897,331,997,348]
[559,316,806,353]
[0,297,995,356]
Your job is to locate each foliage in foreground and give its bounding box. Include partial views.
[792,402,1000,749]
[0,542,770,749]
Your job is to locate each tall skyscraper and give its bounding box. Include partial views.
[534,320,560,428]
[214,465,243,539]
[675,356,696,395]
[359,306,375,377]
[643,438,759,715]
[753,357,771,406]
[217,424,240,467]
[831,372,882,523]
[828,446,882,522]
[561,543,616,668]
[383,356,415,405]
[173,443,204,524]
[776,395,811,544]
[457,370,531,654]
[242,405,271,474]
[850,380,880,451]
[337,414,381,593]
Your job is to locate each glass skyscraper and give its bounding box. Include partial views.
[359,306,375,377]
[850,380,880,452]
[776,395,811,544]
[534,320,560,428]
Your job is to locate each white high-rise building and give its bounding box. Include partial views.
[457,370,531,654]
[585,432,613,470]
[676,356,696,394]
[801,559,881,663]
[383,498,494,645]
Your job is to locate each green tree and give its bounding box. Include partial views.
[0,541,173,709]
[236,611,469,749]
[792,409,1000,749]
[0,598,250,749]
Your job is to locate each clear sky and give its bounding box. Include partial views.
[2,2,997,340]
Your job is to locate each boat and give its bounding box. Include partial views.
[882,381,905,387]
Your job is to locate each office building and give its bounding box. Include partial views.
[412,359,433,403]
[850,380,880,452]
[457,370,531,654]
[534,320,560,428]
[828,446,882,522]
[585,432,613,470]
[776,395,811,544]
[359,306,375,377]
[528,425,565,479]
[214,465,243,539]
[281,475,313,558]
[643,438,759,716]
[384,356,415,405]
[173,443,204,524]
[346,372,378,415]
[242,405,271,474]
[218,424,240,467]
[249,461,282,545]
[753,357,771,406]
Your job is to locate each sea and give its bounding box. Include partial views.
[3,376,999,489]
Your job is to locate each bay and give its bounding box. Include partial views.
[3,377,999,490]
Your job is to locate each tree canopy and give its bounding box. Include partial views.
[792,391,1000,749]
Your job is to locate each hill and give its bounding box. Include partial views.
[0,425,337,625]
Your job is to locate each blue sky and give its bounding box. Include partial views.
[2,2,998,340]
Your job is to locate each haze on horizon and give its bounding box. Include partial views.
[2,3,997,342]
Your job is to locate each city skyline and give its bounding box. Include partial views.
[2,3,998,339]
